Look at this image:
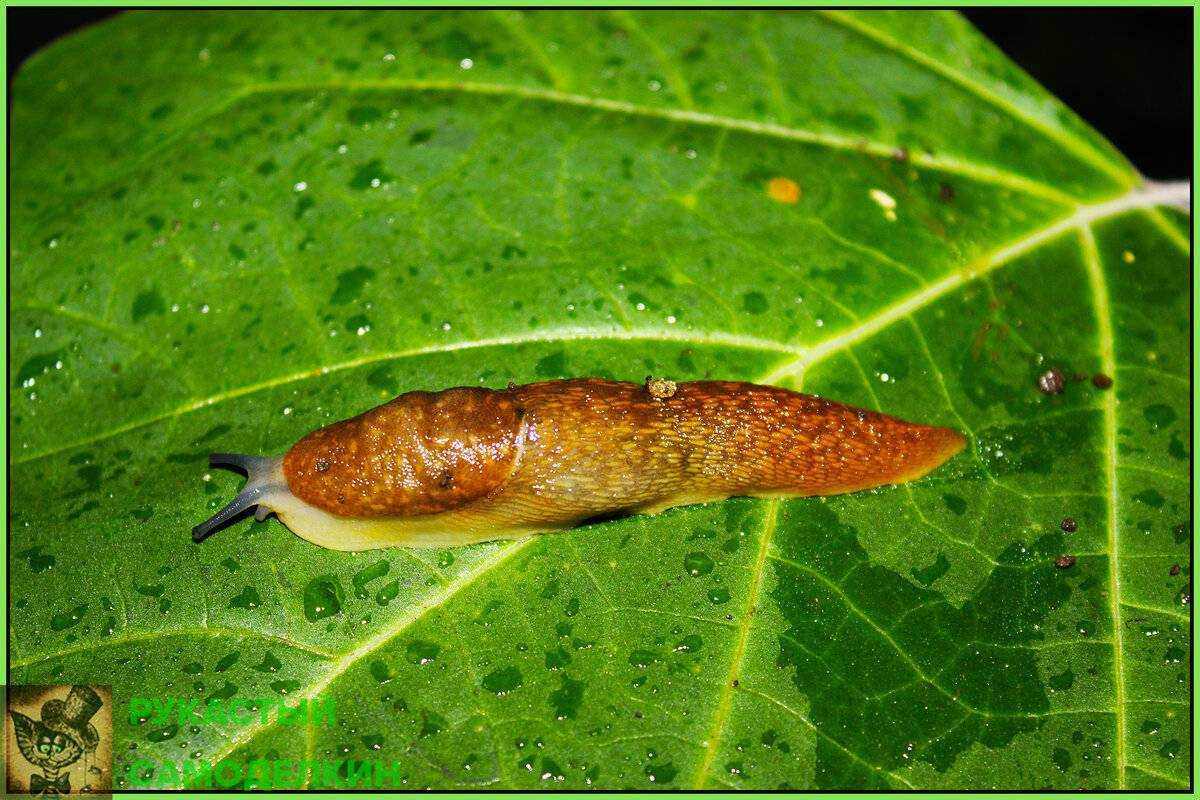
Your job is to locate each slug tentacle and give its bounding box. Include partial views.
[191,454,286,542]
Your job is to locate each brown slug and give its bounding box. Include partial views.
[193,378,966,551]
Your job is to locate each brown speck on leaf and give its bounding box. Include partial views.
[1060,517,1077,533]
[1170,564,1181,576]
[439,472,454,489]
[315,459,330,473]
[1055,554,1077,569]
[939,182,955,202]
[970,320,992,361]
[1037,368,1065,395]
[1092,373,1113,389]
[506,381,517,391]
[731,679,740,687]
[645,377,678,400]
[633,710,643,719]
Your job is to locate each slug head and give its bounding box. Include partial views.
[282,387,526,518]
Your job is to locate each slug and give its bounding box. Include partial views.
[193,378,965,551]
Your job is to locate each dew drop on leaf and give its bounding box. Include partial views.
[684,552,714,577]
[303,576,344,622]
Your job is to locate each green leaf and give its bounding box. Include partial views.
[10,10,1189,790]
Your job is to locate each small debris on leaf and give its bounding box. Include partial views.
[645,376,678,400]
[766,177,801,204]
[1060,517,1077,533]
[938,182,955,202]
[1170,564,1181,576]
[1092,373,1113,389]
[1037,368,1065,395]
[1055,554,1077,569]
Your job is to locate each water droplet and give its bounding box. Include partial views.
[50,604,87,631]
[370,660,396,684]
[227,586,261,610]
[302,576,344,622]
[352,560,390,599]
[644,761,677,784]
[18,546,55,573]
[481,666,523,695]
[684,551,715,577]
[253,652,282,673]
[406,640,440,666]
[459,58,474,70]
[375,580,400,606]
[147,724,178,742]
[707,587,731,605]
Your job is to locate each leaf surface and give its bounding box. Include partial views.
[9,10,1190,790]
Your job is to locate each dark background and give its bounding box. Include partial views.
[6,8,1192,179]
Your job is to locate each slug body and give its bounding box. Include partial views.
[194,379,965,551]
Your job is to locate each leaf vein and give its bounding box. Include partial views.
[692,499,779,787]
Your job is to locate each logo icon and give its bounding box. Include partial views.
[5,685,112,796]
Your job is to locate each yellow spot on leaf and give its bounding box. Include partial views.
[679,193,698,209]
[766,177,801,204]
[1122,250,1136,263]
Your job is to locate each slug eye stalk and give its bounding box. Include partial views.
[191,453,285,542]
